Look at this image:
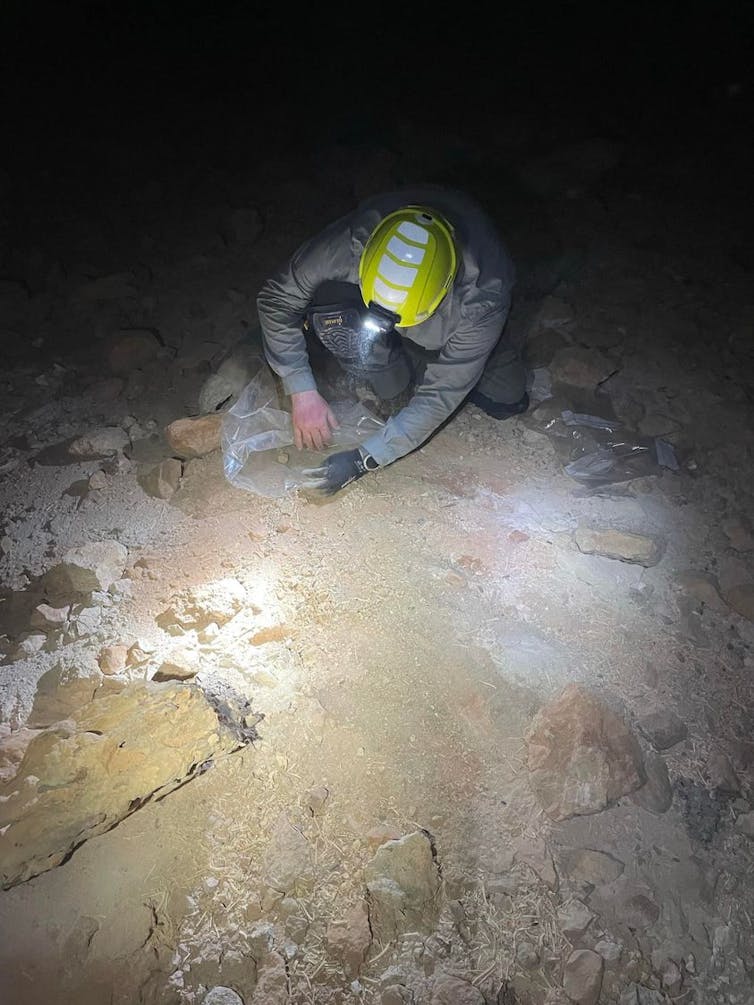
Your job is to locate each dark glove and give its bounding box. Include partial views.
[301,448,378,496]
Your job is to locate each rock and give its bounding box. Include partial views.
[50,540,129,594]
[68,426,130,459]
[198,348,261,414]
[203,988,244,1005]
[514,835,559,890]
[27,665,114,727]
[250,950,288,1004]
[365,830,441,942]
[562,948,604,1004]
[549,346,615,389]
[151,649,199,682]
[558,899,595,940]
[164,413,223,458]
[1,681,251,888]
[326,900,372,976]
[594,939,622,963]
[631,750,673,813]
[558,848,624,893]
[98,645,129,675]
[430,974,485,1004]
[622,892,660,930]
[530,296,576,334]
[65,605,103,642]
[525,684,646,820]
[636,709,688,750]
[723,583,754,621]
[660,958,683,995]
[573,527,664,567]
[106,330,161,374]
[307,785,329,815]
[158,579,246,632]
[138,458,182,499]
[263,813,313,894]
[88,470,108,490]
[30,603,70,631]
[706,751,740,793]
[127,639,154,666]
[735,812,754,838]
[12,633,49,659]
[516,940,540,968]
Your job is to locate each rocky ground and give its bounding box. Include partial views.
[1,97,753,1005]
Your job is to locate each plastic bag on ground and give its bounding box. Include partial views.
[221,361,385,497]
[532,403,680,487]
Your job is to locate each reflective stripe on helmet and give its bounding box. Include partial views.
[386,235,426,264]
[377,254,418,288]
[372,277,408,305]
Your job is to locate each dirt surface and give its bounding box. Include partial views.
[1,50,754,1005]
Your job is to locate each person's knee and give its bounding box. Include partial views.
[467,388,529,419]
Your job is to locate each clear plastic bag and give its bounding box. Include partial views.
[538,408,679,486]
[221,362,385,497]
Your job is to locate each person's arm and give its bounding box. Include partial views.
[361,301,510,466]
[257,215,357,449]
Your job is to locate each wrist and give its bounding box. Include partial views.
[357,447,379,471]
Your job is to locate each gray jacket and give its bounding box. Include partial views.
[257,185,516,466]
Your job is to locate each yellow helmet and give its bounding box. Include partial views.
[359,206,458,327]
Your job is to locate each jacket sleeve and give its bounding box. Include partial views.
[361,298,510,466]
[256,216,357,395]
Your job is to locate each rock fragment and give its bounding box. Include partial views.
[573,527,664,567]
[49,540,129,594]
[525,684,645,820]
[562,948,604,1004]
[365,830,441,942]
[164,414,223,458]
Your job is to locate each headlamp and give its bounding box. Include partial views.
[362,301,400,337]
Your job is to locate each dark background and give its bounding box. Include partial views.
[2,3,752,164]
[1,1,753,285]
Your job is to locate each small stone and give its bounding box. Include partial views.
[107,330,161,375]
[14,632,48,657]
[558,899,595,940]
[307,785,330,816]
[637,709,688,750]
[562,948,604,1004]
[516,940,540,968]
[706,751,740,793]
[660,959,683,995]
[594,939,622,963]
[126,640,154,666]
[139,457,183,500]
[675,570,727,612]
[164,413,223,458]
[631,750,673,813]
[30,603,70,631]
[88,470,108,490]
[68,426,130,459]
[735,811,754,838]
[573,527,664,567]
[98,645,129,675]
[203,986,244,1005]
[152,651,198,682]
[52,540,129,594]
[622,893,660,930]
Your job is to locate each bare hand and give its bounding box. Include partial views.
[291,389,339,451]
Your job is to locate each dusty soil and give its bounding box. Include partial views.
[1,91,754,1005]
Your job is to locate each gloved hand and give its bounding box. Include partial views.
[301,448,378,496]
